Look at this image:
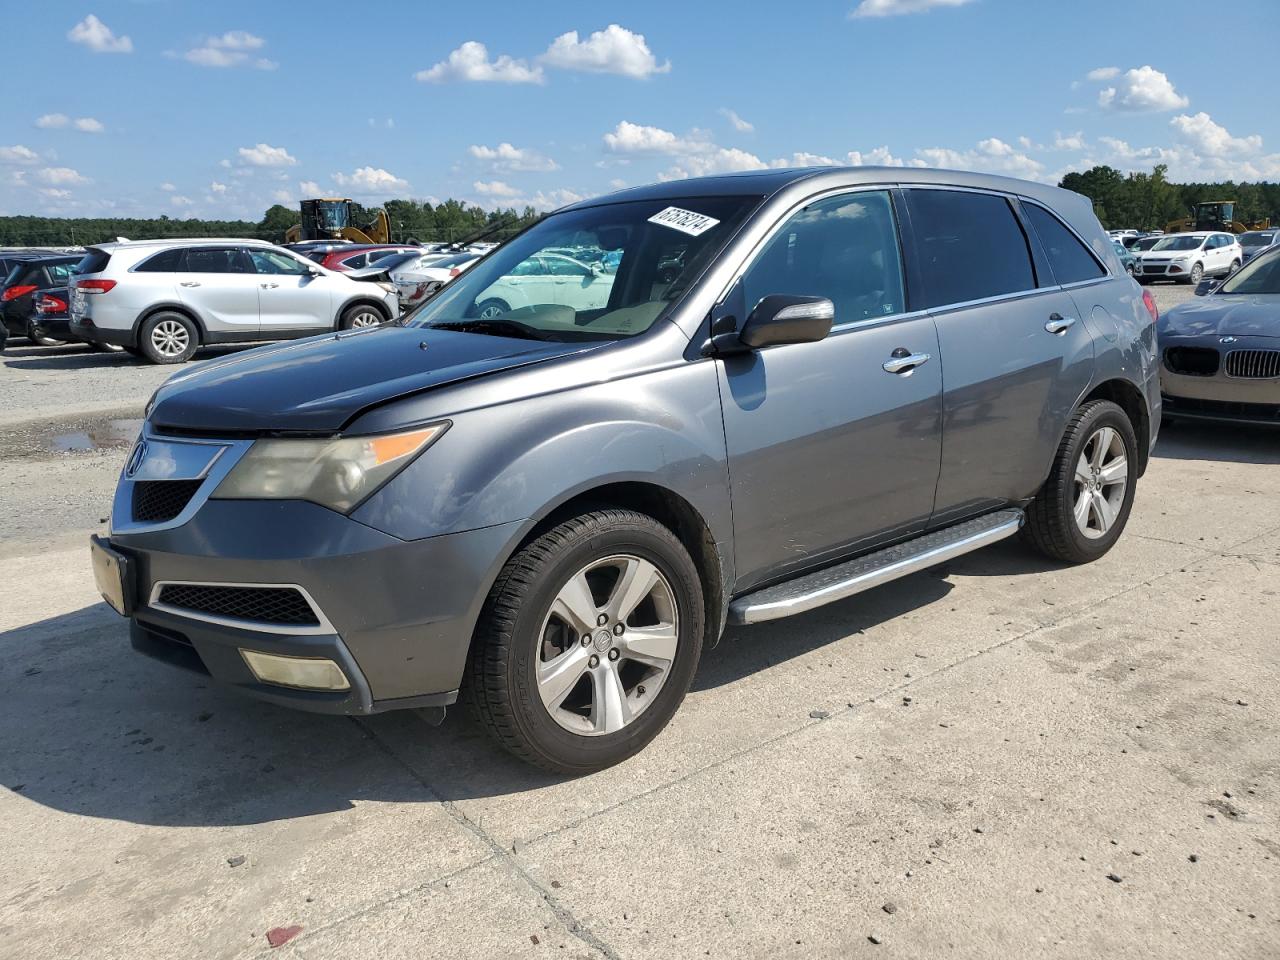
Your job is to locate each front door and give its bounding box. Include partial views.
[246,247,334,335]
[717,189,943,592]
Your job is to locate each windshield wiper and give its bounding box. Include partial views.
[431,319,552,341]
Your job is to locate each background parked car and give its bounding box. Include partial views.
[1238,229,1279,265]
[283,239,353,262]
[1111,240,1137,275]
[471,252,614,318]
[68,239,400,364]
[318,244,422,272]
[1,254,80,345]
[1159,245,1280,425]
[1137,232,1241,284]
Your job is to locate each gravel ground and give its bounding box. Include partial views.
[3,285,1278,959]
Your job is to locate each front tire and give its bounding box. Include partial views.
[1187,262,1204,284]
[1022,400,1138,564]
[338,302,386,330]
[476,298,510,320]
[468,509,705,774]
[138,312,198,364]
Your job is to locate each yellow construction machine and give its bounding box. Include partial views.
[1165,201,1271,236]
[284,198,392,244]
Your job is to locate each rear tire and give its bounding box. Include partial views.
[139,312,198,364]
[467,509,705,774]
[1022,400,1138,565]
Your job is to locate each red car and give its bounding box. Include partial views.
[319,245,420,272]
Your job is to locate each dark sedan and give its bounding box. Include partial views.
[1159,247,1280,425]
[1,254,79,345]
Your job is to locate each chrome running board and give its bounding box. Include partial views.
[727,509,1024,625]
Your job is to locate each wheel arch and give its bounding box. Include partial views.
[1082,377,1151,477]
[133,302,207,343]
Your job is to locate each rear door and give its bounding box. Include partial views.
[905,188,1096,527]
[717,188,943,591]
[246,247,334,335]
[176,247,260,337]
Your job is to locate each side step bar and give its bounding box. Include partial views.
[727,509,1024,625]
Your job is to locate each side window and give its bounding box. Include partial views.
[135,248,183,273]
[184,248,250,274]
[741,190,906,324]
[248,249,312,275]
[341,253,367,269]
[509,257,546,277]
[907,189,1035,307]
[1023,203,1107,285]
[546,256,589,277]
[48,262,75,284]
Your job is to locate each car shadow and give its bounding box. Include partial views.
[1154,419,1280,465]
[2,344,254,371]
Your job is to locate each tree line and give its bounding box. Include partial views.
[1058,164,1280,231]
[0,199,544,247]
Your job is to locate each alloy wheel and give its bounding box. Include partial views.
[349,309,382,328]
[150,319,190,357]
[1073,426,1128,540]
[536,554,679,736]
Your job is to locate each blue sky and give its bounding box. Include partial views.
[3,0,1279,220]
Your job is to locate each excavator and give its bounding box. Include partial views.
[284,198,393,244]
[1165,200,1271,236]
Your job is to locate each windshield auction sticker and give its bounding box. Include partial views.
[647,206,721,237]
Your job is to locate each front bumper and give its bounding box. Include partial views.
[1160,336,1280,425]
[108,497,524,714]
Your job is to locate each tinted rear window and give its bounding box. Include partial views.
[77,249,111,274]
[907,189,1035,308]
[1024,203,1106,285]
[135,248,183,272]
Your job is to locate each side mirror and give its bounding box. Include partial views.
[590,262,605,277]
[1194,278,1219,297]
[739,295,835,349]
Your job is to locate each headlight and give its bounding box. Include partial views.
[212,423,447,513]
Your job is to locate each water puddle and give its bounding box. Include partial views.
[47,418,143,454]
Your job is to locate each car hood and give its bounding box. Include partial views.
[1159,294,1280,339]
[150,325,596,434]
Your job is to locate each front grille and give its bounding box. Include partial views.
[132,479,204,523]
[156,583,321,627]
[1225,349,1280,379]
[1142,263,1167,274]
[1164,346,1220,377]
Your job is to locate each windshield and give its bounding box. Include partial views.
[1152,236,1203,252]
[1240,232,1274,248]
[1133,237,1160,251]
[407,196,760,342]
[316,202,348,231]
[430,253,479,268]
[1220,250,1280,295]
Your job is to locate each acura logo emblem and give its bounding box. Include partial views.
[125,440,148,478]
[1220,336,1238,344]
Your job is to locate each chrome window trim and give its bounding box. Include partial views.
[921,283,1067,317]
[148,580,338,636]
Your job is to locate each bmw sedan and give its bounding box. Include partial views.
[1159,246,1280,425]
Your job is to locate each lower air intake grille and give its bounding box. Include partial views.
[156,584,321,627]
[133,479,204,523]
[1164,346,1220,377]
[1225,349,1280,379]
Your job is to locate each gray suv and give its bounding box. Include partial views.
[91,167,1160,773]
[68,238,400,363]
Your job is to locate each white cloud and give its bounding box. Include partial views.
[160,182,176,191]
[720,109,754,133]
[179,31,275,69]
[332,166,409,194]
[37,166,88,186]
[609,178,627,189]
[1082,133,1280,183]
[299,180,322,196]
[39,188,72,199]
[473,179,520,198]
[468,142,558,172]
[1053,131,1087,151]
[67,15,133,54]
[415,41,544,84]
[271,189,294,204]
[0,145,40,164]
[912,137,1044,180]
[36,114,69,129]
[602,121,767,180]
[237,143,297,167]
[74,117,104,133]
[209,181,228,194]
[850,0,974,16]
[846,146,907,167]
[1169,112,1262,157]
[527,189,585,210]
[1096,66,1188,112]
[540,25,669,79]
[170,195,194,207]
[367,117,394,129]
[1086,66,1120,81]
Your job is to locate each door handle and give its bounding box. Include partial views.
[1045,313,1077,335]
[882,349,932,375]
[260,282,279,289]
[179,281,200,287]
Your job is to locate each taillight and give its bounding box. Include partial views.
[76,279,117,295]
[37,294,68,314]
[1,284,37,301]
[448,267,461,278]
[1141,288,1158,324]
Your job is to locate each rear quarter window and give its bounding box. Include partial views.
[1024,203,1107,285]
[907,189,1036,308]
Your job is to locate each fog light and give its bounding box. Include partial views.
[240,650,351,691]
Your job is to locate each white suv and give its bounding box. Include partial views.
[68,238,400,363]
[1137,231,1242,285]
